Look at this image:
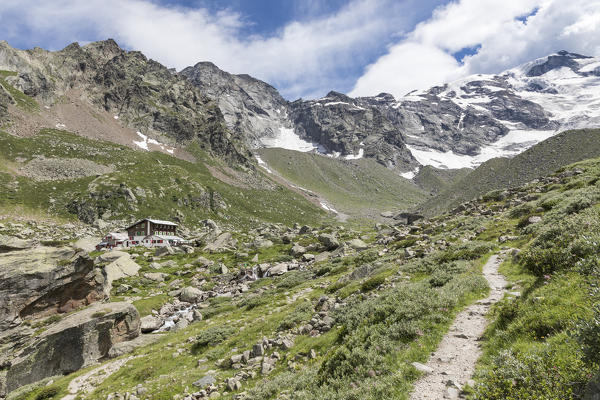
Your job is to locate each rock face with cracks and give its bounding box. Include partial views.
[2,302,140,395]
[0,245,106,331]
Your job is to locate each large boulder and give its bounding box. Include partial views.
[318,234,340,250]
[290,244,306,257]
[140,315,162,333]
[155,245,174,257]
[203,232,237,253]
[103,256,141,295]
[266,263,288,277]
[0,246,106,331]
[179,286,204,303]
[3,302,140,395]
[95,250,130,264]
[348,239,369,250]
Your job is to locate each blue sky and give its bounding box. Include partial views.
[1,0,600,99]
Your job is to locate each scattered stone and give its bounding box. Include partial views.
[411,362,434,374]
[348,238,368,250]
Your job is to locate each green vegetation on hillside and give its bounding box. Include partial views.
[0,129,325,227]
[421,128,600,216]
[413,165,470,195]
[10,153,600,400]
[258,148,426,218]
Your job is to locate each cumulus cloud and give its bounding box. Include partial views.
[0,0,434,99]
[350,0,600,98]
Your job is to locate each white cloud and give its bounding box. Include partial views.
[350,0,600,98]
[0,0,432,99]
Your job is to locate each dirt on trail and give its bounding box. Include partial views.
[410,253,509,400]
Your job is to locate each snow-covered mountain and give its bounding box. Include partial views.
[181,51,600,174]
[397,50,600,169]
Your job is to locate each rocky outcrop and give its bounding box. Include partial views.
[290,91,418,171]
[101,252,141,295]
[0,234,37,253]
[2,302,140,394]
[0,245,106,331]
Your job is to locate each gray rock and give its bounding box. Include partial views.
[0,234,37,252]
[318,234,340,250]
[155,245,174,257]
[4,302,139,393]
[302,253,315,262]
[266,263,288,276]
[193,375,216,388]
[203,232,237,253]
[193,256,214,267]
[253,239,273,249]
[179,287,203,303]
[348,239,368,250]
[411,362,434,374]
[143,272,168,282]
[0,246,105,331]
[252,343,264,357]
[140,315,161,333]
[108,334,163,358]
[104,256,141,294]
[290,244,306,257]
[172,318,189,332]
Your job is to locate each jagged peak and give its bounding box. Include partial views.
[322,90,353,102]
[556,50,593,59]
[192,61,220,70]
[81,39,124,59]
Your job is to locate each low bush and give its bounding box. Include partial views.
[473,345,590,400]
[278,301,312,331]
[275,270,313,289]
[435,241,494,263]
[193,325,236,351]
[361,275,385,292]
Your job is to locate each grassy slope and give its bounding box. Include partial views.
[0,129,325,227]
[420,128,600,216]
[413,165,471,195]
[258,148,426,218]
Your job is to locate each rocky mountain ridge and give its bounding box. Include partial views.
[0,39,248,164]
[182,50,600,174]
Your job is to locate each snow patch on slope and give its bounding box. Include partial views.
[255,155,272,174]
[408,129,557,169]
[261,127,323,152]
[133,131,175,154]
[400,167,420,180]
[320,201,338,214]
[344,148,364,160]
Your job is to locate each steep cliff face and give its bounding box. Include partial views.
[290,91,418,170]
[0,40,248,164]
[180,61,292,147]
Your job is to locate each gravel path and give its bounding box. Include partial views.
[410,253,507,399]
[60,356,136,400]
